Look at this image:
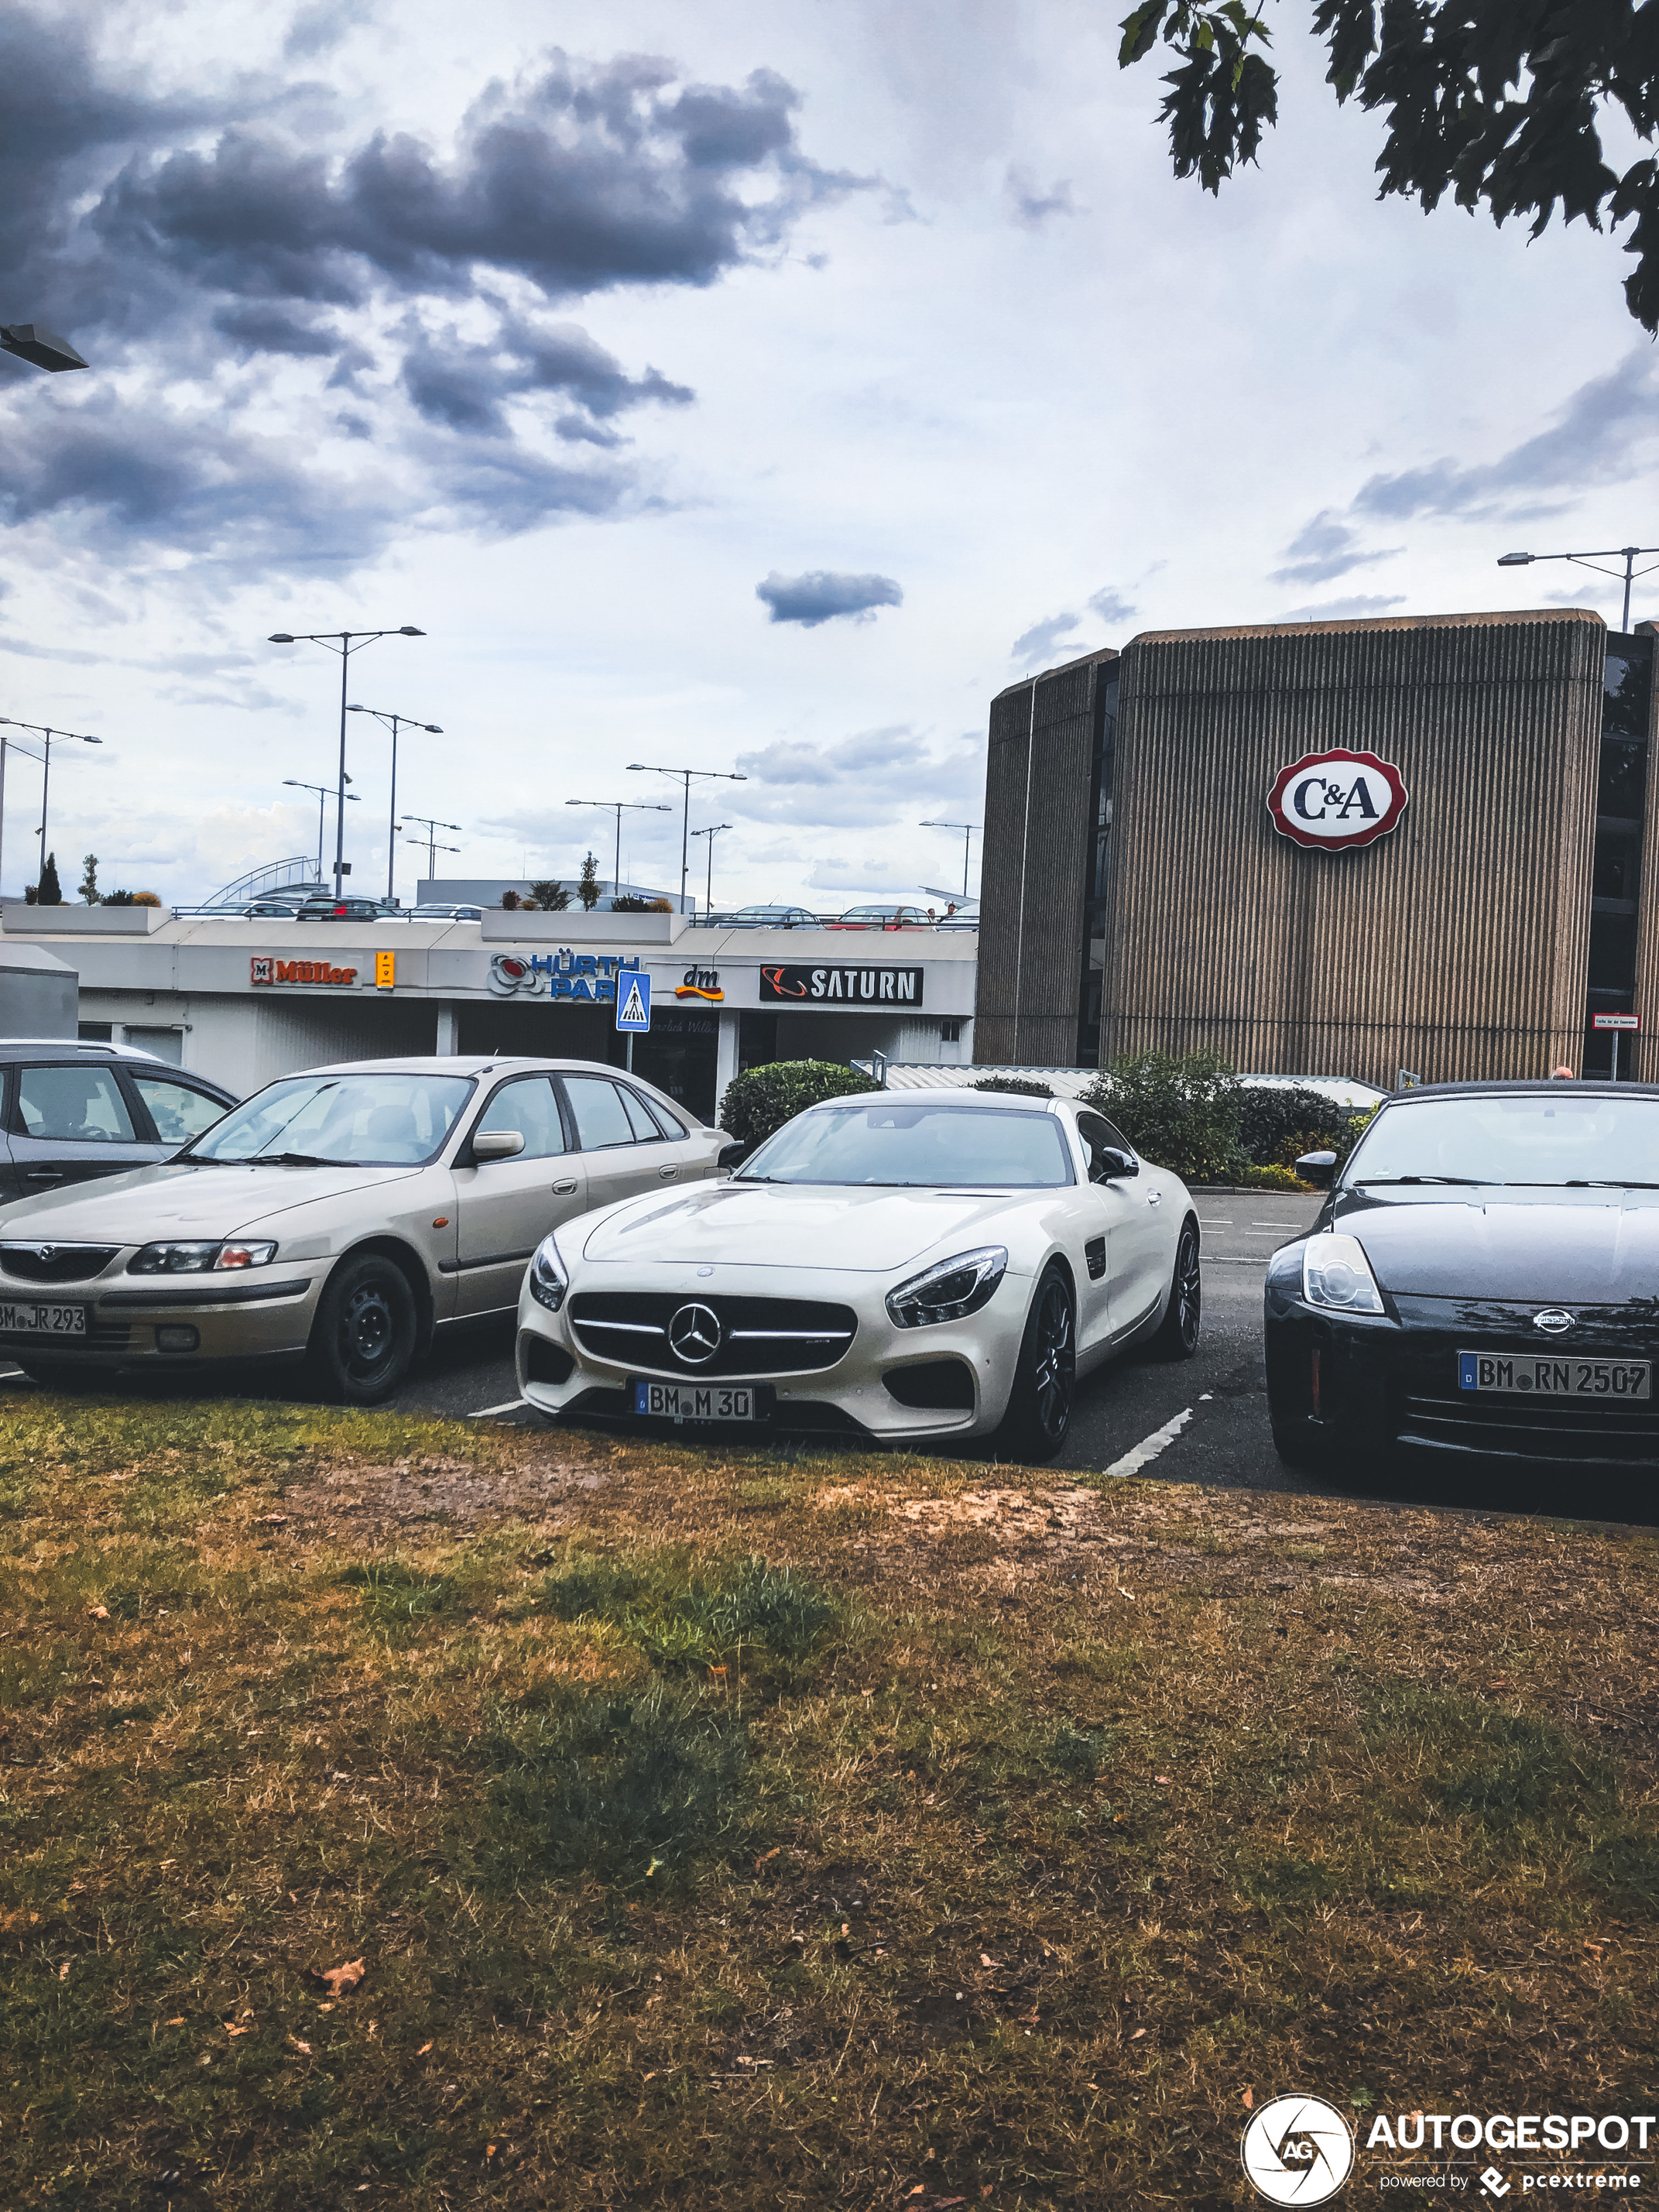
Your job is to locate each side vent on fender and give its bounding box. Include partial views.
[1084,1236,1106,1281]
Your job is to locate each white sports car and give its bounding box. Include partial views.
[514,1086,1200,1462]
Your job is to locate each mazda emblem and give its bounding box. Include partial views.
[668,1301,722,1366]
[1532,1310,1575,1336]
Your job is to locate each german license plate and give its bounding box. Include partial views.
[0,1301,86,1337]
[1458,1351,1651,1400]
[632,1379,755,1422]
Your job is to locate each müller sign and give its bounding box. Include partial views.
[1266,746,1409,852]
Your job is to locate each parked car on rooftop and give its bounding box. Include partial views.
[830,904,928,930]
[725,905,818,929]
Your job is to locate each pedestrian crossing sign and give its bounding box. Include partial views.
[615,967,652,1032]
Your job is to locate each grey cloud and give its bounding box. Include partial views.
[1010,611,1080,662]
[283,0,374,61]
[1278,593,1408,622]
[1012,585,1136,664]
[1007,166,1078,228]
[1087,585,1136,627]
[1353,351,1659,523]
[730,723,977,832]
[756,570,903,627]
[214,303,339,357]
[400,319,692,440]
[1270,509,1400,587]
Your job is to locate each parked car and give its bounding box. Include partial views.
[0,1056,735,1401]
[295,897,395,922]
[212,899,306,919]
[1266,1078,1659,1474]
[515,1087,1200,1462]
[0,1041,236,1205]
[726,905,819,929]
[830,904,928,929]
[410,904,484,922]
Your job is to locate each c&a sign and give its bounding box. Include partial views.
[1266,746,1409,853]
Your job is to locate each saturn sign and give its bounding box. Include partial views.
[1266,746,1409,853]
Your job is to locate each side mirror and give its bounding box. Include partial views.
[717,1141,747,1171]
[1296,1149,1337,1189]
[1096,1147,1138,1181]
[472,1128,525,1162]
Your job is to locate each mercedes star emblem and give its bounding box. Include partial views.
[668,1301,722,1366]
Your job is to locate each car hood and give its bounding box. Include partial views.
[0,1159,426,1243]
[577,1179,1031,1273]
[1333,1186,1659,1302]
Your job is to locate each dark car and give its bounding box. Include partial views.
[1265,1080,1659,1476]
[0,1042,238,1204]
[295,897,393,922]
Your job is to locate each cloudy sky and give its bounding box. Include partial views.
[0,0,1650,910]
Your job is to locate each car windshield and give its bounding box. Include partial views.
[185,1071,475,1166]
[738,1102,1074,1187]
[1344,1092,1659,1187]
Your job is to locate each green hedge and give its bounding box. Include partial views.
[717,1060,871,1150]
[1082,1051,1244,1185]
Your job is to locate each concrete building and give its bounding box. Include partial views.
[976,608,1649,1086]
[3,905,977,1119]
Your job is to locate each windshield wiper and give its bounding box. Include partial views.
[1355,1175,1489,1186]
[1556,1179,1659,1190]
[247,1151,361,1168]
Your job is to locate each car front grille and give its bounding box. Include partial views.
[0,1319,133,1354]
[0,1243,120,1284]
[1396,1364,1659,1466]
[569,1292,857,1377]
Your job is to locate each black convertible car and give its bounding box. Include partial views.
[1265,1080,1659,1474]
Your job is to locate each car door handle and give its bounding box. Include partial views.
[551,1178,579,1195]
[658,1165,679,1179]
[25,1170,65,1183]
[1146,1191,1161,1205]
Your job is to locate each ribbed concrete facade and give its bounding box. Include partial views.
[979,609,1644,1089]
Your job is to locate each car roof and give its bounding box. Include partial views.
[0,1038,165,1062]
[279,1053,703,1100]
[1383,1080,1659,1101]
[804,1083,1062,1112]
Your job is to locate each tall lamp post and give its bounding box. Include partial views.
[402,814,461,882]
[346,704,443,903]
[626,761,748,912]
[0,718,97,898]
[565,797,672,903]
[690,823,732,917]
[1497,545,1659,635]
[919,819,978,903]
[283,778,359,886]
[266,627,425,895]
[0,325,88,373]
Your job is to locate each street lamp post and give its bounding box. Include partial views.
[346,705,443,903]
[565,798,672,904]
[0,325,88,373]
[402,814,462,882]
[283,778,359,886]
[690,824,732,917]
[919,820,979,903]
[0,724,103,897]
[1497,545,1659,635]
[626,762,748,912]
[266,627,425,895]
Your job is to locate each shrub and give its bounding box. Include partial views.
[610,893,649,913]
[647,898,674,912]
[1083,1050,1244,1184]
[500,890,521,909]
[526,878,570,912]
[1237,1162,1312,1191]
[974,1076,1054,1098]
[1237,1083,1349,1168]
[577,853,602,910]
[132,891,161,907]
[718,1058,870,1148]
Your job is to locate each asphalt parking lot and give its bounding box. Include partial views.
[7,1186,1652,1526]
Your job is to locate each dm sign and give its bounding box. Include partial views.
[1266,747,1409,853]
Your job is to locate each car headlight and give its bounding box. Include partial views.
[886,1245,1008,1328]
[1302,1232,1385,1315]
[130,1240,278,1274]
[528,1231,568,1313]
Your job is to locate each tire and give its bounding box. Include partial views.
[991,1263,1076,1464]
[307,1252,418,1405]
[1148,1218,1201,1360]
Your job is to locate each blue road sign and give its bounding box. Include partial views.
[615,966,652,1032]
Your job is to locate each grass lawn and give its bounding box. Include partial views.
[2,1393,1658,2207]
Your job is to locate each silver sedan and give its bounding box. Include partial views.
[0,1055,733,1400]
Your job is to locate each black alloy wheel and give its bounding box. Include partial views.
[993,1263,1076,1464]
[1149,1219,1202,1360]
[309,1253,418,1405]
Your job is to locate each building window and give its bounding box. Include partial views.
[940,1019,961,1044]
[1586,632,1653,1078]
[76,1021,113,1042]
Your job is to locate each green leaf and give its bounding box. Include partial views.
[1118,0,1172,68]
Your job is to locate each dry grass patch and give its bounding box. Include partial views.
[0,1394,1657,2207]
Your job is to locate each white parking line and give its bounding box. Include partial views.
[1202,1255,1270,1263]
[1103,1406,1194,1479]
[468,1398,528,1419]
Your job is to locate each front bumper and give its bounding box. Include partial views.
[1265,1249,1659,1468]
[514,1260,1032,1443]
[0,1274,321,1370]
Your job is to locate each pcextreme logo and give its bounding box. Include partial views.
[1242,2094,1355,2204]
[675,964,724,1002]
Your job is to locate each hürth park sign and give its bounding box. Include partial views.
[1266,746,1410,852]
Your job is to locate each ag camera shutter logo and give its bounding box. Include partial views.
[1266,746,1409,853]
[1241,2094,1355,2204]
